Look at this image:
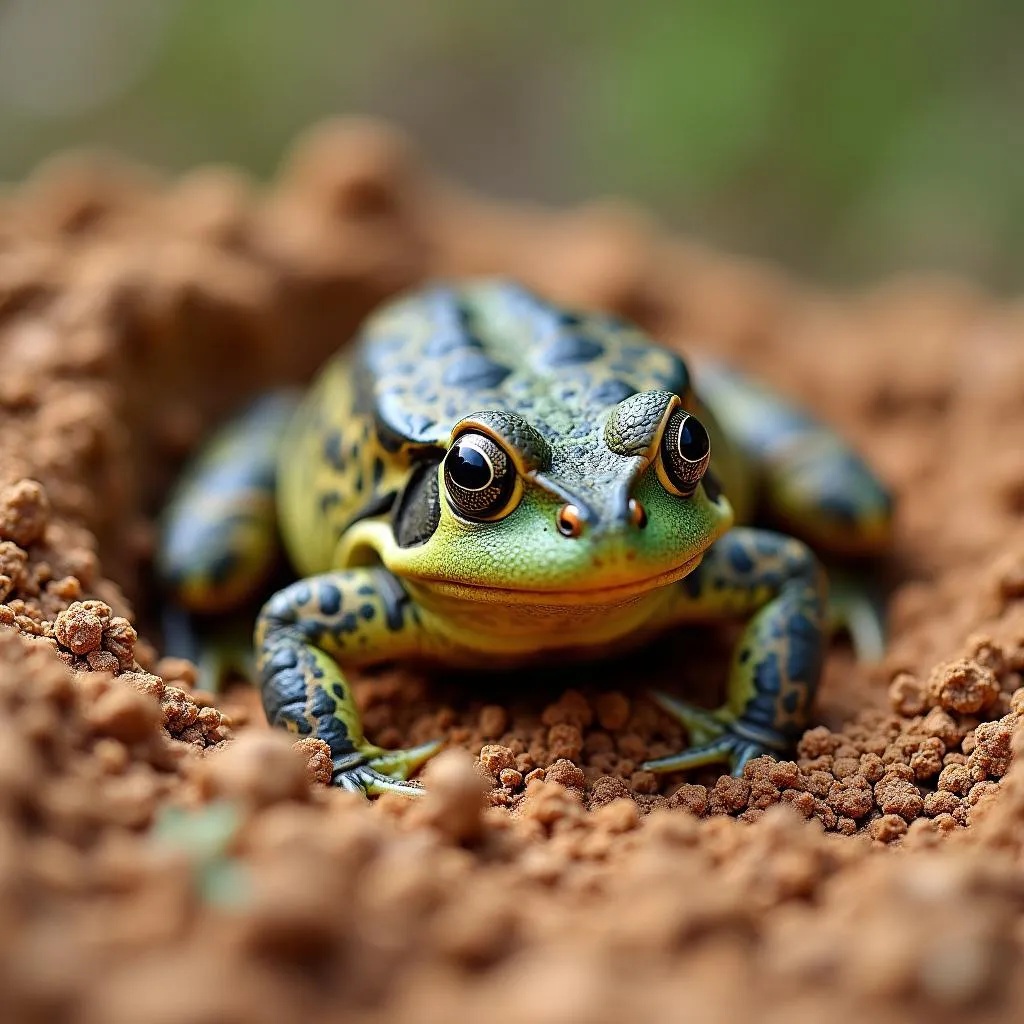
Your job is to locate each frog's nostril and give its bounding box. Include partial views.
[556,503,584,538]
[628,498,647,530]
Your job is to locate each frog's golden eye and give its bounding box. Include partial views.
[658,409,711,497]
[443,431,518,520]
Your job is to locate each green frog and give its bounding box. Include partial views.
[158,281,892,795]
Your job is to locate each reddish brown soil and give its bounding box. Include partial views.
[1,118,1024,1022]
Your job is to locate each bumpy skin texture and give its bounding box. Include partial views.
[159,280,894,792]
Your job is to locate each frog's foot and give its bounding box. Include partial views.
[643,690,779,777]
[332,739,443,797]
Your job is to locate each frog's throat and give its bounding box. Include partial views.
[336,521,705,607]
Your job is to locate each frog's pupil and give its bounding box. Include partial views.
[678,417,709,462]
[450,443,492,490]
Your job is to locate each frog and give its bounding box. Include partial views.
[158,280,893,796]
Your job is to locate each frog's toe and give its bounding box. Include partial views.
[648,690,727,747]
[366,738,445,782]
[642,733,769,778]
[332,763,429,798]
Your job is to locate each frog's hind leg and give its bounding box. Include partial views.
[157,391,301,686]
[643,528,828,777]
[256,569,442,796]
[695,361,894,660]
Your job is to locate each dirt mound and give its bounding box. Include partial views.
[0,117,1023,1022]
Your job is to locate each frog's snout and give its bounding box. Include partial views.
[555,498,648,538]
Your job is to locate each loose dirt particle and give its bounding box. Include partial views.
[889,672,927,716]
[0,479,50,547]
[54,601,104,654]
[545,758,586,791]
[479,743,517,774]
[870,814,909,843]
[928,659,1000,714]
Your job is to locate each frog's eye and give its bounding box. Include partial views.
[658,409,711,497]
[443,431,517,520]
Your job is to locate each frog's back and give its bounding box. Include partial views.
[277,281,699,576]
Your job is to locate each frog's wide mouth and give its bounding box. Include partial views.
[403,552,704,606]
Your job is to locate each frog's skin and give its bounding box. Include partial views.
[158,281,893,795]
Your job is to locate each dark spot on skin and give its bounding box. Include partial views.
[323,431,346,471]
[309,687,334,718]
[371,458,384,488]
[354,471,364,492]
[786,611,823,685]
[727,541,754,576]
[359,604,376,620]
[318,583,342,616]
[543,334,605,367]
[331,682,347,701]
[293,582,312,606]
[753,652,782,695]
[357,585,375,596]
[300,620,323,642]
[404,412,436,438]
[319,491,342,516]
[424,330,483,357]
[442,353,511,389]
[818,495,861,527]
[739,648,751,664]
[350,441,360,461]
[315,713,353,752]
[589,378,636,405]
[269,647,298,672]
[340,612,358,634]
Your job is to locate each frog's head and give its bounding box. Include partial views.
[374,390,733,606]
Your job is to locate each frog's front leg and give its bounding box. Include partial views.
[256,568,441,796]
[643,528,827,777]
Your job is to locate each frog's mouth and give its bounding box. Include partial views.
[405,552,704,606]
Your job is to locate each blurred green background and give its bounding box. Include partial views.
[1,0,1022,285]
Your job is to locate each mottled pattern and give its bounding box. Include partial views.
[256,568,427,787]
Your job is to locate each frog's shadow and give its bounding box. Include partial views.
[396,623,742,719]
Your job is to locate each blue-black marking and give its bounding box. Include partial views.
[442,353,511,389]
[542,334,604,367]
[589,378,636,406]
[727,543,754,575]
[318,583,342,616]
[323,431,346,471]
